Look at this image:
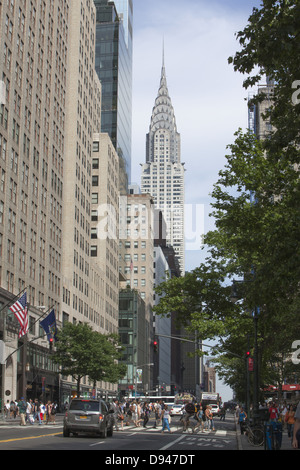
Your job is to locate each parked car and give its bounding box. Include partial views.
[63,398,114,438]
[210,404,220,416]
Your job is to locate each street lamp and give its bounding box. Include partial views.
[134,363,154,398]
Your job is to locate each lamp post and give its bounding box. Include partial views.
[253,306,260,423]
[134,363,154,398]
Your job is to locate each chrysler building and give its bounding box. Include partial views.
[141,53,185,274]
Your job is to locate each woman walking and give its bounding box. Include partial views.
[161,405,172,434]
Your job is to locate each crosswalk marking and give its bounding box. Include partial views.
[120,425,228,436]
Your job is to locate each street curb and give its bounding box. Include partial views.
[234,415,243,450]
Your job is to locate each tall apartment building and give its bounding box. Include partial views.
[91,132,119,336]
[94,0,133,181]
[0,0,120,404]
[61,1,103,329]
[141,55,185,274]
[119,192,155,392]
[153,244,171,390]
[0,0,71,402]
[0,0,69,312]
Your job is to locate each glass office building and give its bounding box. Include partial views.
[94,0,133,180]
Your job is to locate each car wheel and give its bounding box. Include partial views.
[100,425,107,438]
[107,426,113,437]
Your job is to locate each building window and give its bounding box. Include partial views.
[92,193,98,204]
[91,246,97,257]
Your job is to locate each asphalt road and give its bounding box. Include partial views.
[0,414,238,453]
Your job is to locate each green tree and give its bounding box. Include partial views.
[52,323,126,397]
[228,0,300,159]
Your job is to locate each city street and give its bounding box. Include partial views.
[0,414,238,452]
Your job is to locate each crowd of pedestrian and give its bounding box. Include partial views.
[235,400,300,449]
[3,398,58,426]
[109,399,158,431]
[107,398,223,435]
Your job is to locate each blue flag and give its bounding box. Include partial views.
[40,309,57,342]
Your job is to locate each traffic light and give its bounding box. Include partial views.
[49,336,54,353]
[153,340,158,353]
[246,351,250,357]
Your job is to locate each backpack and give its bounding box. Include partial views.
[185,403,195,414]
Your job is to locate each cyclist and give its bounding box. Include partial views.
[180,402,196,431]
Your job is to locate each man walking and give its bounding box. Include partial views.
[18,397,27,426]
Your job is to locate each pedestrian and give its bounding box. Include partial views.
[269,402,279,422]
[125,402,132,426]
[292,402,300,449]
[4,400,10,419]
[33,399,42,425]
[161,405,172,434]
[112,399,120,431]
[26,399,34,424]
[51,401,57,424]
[285,405,295,439]
[203,406,211,431]
[10,400,17,419]
[207,405,215,431]
[142,402,150,428]
[281,403,288,429]
[220,406,226,421]
[136,401,142,427]
[238,407,247,434]
[18,397,27,426]
[130,401,138,427]
[40,402,46,423]
[118,402,125,431]
[194,405,204,432]
[153,401,161,428]
[46,401,56,424]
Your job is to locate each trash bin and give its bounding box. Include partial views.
[264,421,282,450]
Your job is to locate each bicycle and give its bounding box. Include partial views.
[176,416,195,434]
[243,421,265,447]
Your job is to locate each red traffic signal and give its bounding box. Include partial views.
[153,340,158,353]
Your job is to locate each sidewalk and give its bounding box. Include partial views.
[0,413,64,426]
[235,416,295,451]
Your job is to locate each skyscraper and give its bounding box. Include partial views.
[141,53,185,273]
[94,0,133,181]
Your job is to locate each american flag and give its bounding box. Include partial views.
[9,292,28,338]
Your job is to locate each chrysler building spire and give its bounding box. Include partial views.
[141,50,185,274]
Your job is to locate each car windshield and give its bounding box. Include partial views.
[70,400,100,412]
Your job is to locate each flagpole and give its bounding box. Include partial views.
[19,307,54,397]
[0,288,26,419]
[0,287,28,317]
[30,305,55,330]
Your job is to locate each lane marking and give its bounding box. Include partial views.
[160,434,185,451]
[89,441,105,447]
[0,432,62,444]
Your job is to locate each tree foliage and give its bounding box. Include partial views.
[52,322,126,396]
